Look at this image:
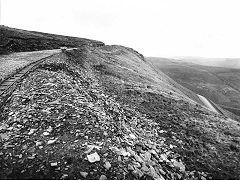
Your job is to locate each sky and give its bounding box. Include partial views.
[1,0,240,58]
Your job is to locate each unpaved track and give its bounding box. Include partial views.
[0,48,78,101]
[0,49,60,80]
[197,94,219,113]
[0,50,64,108]
[0,54,57,96]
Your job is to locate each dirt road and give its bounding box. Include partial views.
[197,94,219,113]
[0,49,60,80]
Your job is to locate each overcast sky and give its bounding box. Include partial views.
[2,0,240,58]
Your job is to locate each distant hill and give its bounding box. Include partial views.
[147,57,240,117]
[174,56,240,69]
[0,25,104,54]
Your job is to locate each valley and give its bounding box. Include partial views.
[147,57,240,119]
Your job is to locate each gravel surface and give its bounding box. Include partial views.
[0,49,60,80]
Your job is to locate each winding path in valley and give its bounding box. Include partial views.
[197,94,219,114]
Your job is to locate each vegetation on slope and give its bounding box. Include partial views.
[0,26,104,54]
[147,57,240,118]
[0,46,240,179]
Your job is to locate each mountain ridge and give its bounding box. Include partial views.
[0,25,104,55]
[171,56,240,69]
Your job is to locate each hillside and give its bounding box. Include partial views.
[173,57,240,69]
[147,57,240,118]
[0,28,240,179]
[0,26,104,54]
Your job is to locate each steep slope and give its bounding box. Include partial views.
[0,45,240,179]
[147,57,240,118]
[0,26,104,54]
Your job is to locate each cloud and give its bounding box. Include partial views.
[2,0,240,57]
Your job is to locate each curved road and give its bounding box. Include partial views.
[197,94,219,114]
[0,49,61,80]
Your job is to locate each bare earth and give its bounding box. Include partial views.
[0,49,60,80]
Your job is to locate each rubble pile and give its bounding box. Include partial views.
[0,47,239,179]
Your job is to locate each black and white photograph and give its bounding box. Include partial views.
[0,0,240,179]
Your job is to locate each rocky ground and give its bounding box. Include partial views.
[0,46,240,179]
[0,49,60,82]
